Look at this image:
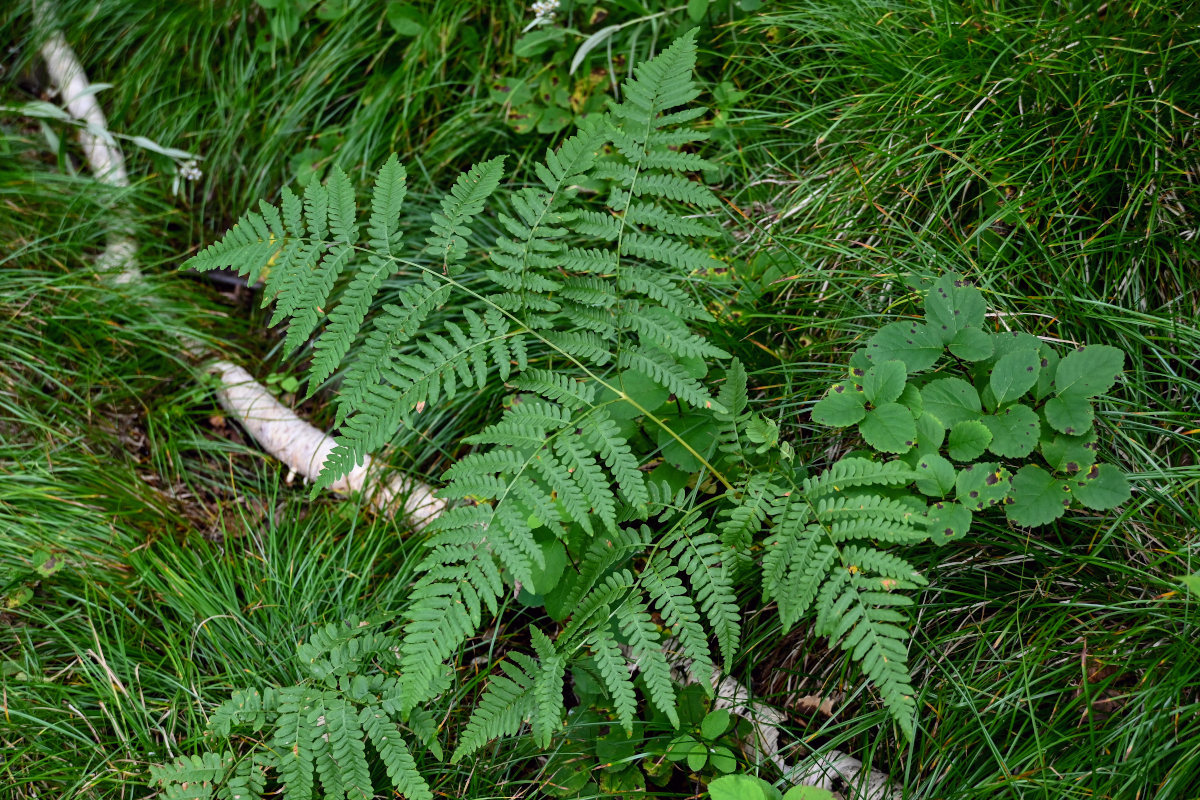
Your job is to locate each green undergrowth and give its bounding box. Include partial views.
[2,1,1199,800]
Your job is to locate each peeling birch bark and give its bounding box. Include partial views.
[208,361,443,522]
[37,14,441,522]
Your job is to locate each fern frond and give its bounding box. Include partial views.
[361,709,433,800]
[425,156,505,273]
[617,267,704,320]
[661,518,740,668]
[813,571,922,739]
[308,694,347,800]
[718,474,775,552]
[272,687,320,800]
[619,347,722,412]
[366,154,408,256]
[621,307,728,360]
[218,753,270,800]
[588,624,638,732]
[643,558,715,689]
[530,628,566,748]
[183,209,277,282]
[150,752,232,800]
[307,160,407,390]
[802,458,917,497]
[398,542,503,708]
[615,594,677,726]
[322,309,524,483]
[209,687,279,737]
[450,654,539,762]
[582,411,649,509]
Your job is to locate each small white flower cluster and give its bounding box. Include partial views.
[178,159,203,181]
[528,0,560,28]
[171,158,204,196]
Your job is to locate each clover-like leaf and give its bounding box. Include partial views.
[1040,429,1099,474]
[1070,463,1131,511]
[990,330,1041,360]
[982,403,1039,458]
[1034,343,1059,400]
[955,461,1012,511]
[990,348,1040,408]
[914,411,946,454]
[925,273,986,343]
[1054,345,1124,401]
[811,381,866,427]
[947,420,992,461]
[709,775,781,800]
[1005,465,1070,526]
[858,402,917,454]
[921,377,982,426]
[863,360,907,406]
[897,383,923,416]
[1043,395,1094,435]
[914,453,956,497]
[700,709,732,740]
[863,320,943,373]
[948,326,993,361]
[927,500,972,545]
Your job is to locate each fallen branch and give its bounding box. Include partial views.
[37,10,440,520]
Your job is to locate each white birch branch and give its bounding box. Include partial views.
[37,13,441,521]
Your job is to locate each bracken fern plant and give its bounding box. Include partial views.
[156,29,1133,799]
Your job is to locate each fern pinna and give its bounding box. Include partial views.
[173,30,1090,796]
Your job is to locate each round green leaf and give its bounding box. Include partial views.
[947,420,992,461]
[863,321,943,373]
[858,402,918,454]
[709,745,738,774]
[1054,345,1124,400]
[700,708,732,740]
[666,733,698,762]
[948,326,993,361]
[1006,464,1070,526]
[928,501,972,545]
[925,273,986,343]
[1035,343,1060,400]
[1040,429,1099,474]
[527,537,567,595]
[1043,395,1094,435]
[709,774,780,800]
[914,411,946,454]
[385,2,424,35]
[656,414,719,472]
[33,548,64,578]
[783,786,836,800]
[687,741,709,771]
[5,585,33,609]
[1071,463,1130,511]
[990,348,1041,408]
[897,382,923,416]
[921,378,982,426]
[811,382,866,427]
[863,360,907,406]
[955,461,1012,511]
[982,403,1039,458]
[990,330,1041,360]
[914,453,956,497]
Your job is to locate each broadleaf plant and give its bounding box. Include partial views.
[159,32,1135,798]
